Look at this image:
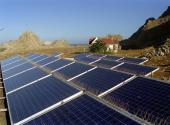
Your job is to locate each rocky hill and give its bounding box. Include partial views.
[120,6,170,49]
[1,31,70,53]
[4,31,43,51]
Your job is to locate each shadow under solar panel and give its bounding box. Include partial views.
[25,95,140,125]
[103,77,170,125]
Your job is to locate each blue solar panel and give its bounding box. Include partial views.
[1,56,21,66]
[118,57,146,64]
[26,95,140,125]
[74,53,91,60]
[31,55,49,63]
[7,76,79,124]
[36,56,59,66]
[2,63,34,79]
[88,54,105,59]
[2,59,27,72]
[76,57,98,64]
[26,54,41,60]
[93,59,122,69]
[103,77,170,125]
[72,68,133,95]
[114,63,158,76]
[103,55,122,61]
[3,67,48,93]
[45,59,73,71]
[52,52,62,57]
[56,62,94,80]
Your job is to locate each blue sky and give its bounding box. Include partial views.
[0,0,169,44]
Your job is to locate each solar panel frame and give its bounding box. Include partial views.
[56,62,95,80]
[2,59,27,72]
[74,53,92,60]
[72,68,134,96]
[25,95,140,125]
[2,62,35,79]
[118,57,147,64]
[88,53,106,59]
[1,56,21,66]
[31,55,49,63]
[36,56,59,66]
[103,77,170,125]
[26,54,42,60]
[114,63,158,76]
[6,76,80,124]
[52,52,63,57]
[3,67,49,93]
[76,56,99,64]
[44,59,74,72]
[103,55,123,61]
[93,59,123,69]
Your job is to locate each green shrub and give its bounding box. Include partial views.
[89,39,107,53]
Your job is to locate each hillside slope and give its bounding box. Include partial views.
[120,6,170,49]
[4,31,43,51]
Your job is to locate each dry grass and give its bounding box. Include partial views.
[0,45,88,61]
[116,48,170,82]
[0,112,7,125]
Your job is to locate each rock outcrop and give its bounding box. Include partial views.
[120,6,170,49]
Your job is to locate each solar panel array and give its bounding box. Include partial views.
[74,53,158,76]
[72,68,134,96]
[103,77,170,125]
[0,53,143,125]
[26,95,140,125]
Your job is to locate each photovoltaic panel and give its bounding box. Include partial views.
[88,53,106,59]
[103,77,170,125]
[45,59,73,71]
[3,67,48,93]
[7,76,79,124]
[103,55,123,61]
[2,62,34,79]
[114,63,158,76]
[74,53,91,60]
[118,57,146,64]
[26,54,42,60]
[36,56,59,66]
[31,55,49,63]
[56,62,95,80]
[1,56,21,66]
[52,52,63,57]
[26,95,140,125]
[93,59,122,69]
[72,68,134,95]
[2,59,27,72]
[76,57,98,64]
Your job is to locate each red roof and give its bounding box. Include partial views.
[101,38,120,44]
